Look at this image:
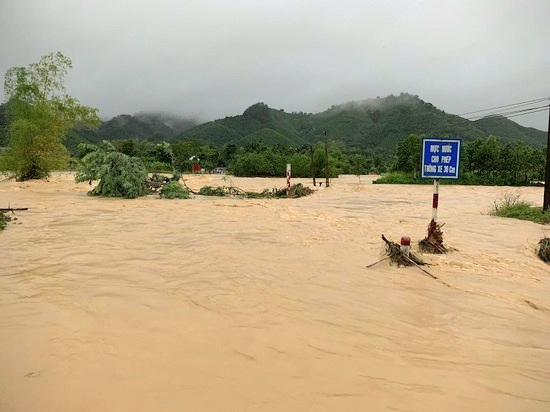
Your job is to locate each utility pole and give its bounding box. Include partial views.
[543,104,550,212]
[310,144,316,187]
[324,131,330,187]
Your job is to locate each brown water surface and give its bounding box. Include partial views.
[1,173,549,411]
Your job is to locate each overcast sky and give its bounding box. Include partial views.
[1,0,549,130]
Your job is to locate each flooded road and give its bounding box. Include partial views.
[1,173,549,411]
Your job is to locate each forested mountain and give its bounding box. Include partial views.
[64,112,198,152]
[473,115,546,147]
[180,94,546,152]
[0,103,8,146]
[9,94,544,153]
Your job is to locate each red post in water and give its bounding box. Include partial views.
[431,179,440,222]
[286,163,291,195]
[400,235,411,256]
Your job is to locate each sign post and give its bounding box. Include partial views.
[286,163,291,195]
[421,138,461,223]
[432,178,440,222]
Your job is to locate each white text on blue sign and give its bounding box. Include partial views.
[421,138,461,179]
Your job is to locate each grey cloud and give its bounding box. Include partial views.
[0,0,548,129]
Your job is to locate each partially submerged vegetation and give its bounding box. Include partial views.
[75,142,149,198]
[0,52,99,181]
[0,208,27,231]
[159,181,191,199]
[375,134,546,187]
[538,236,550,262]
[490,192,550,225]
[419,220,448,254]
[381,234,427,267]
[489,193,550,262]
[74,142,316,200]
[189,182,315,199]
[0,211,11,230]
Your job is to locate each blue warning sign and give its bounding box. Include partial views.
[421,138,461,179]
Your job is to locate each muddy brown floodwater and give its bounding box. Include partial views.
[1,173,549,411]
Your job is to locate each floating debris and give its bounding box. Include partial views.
[419,219,448,254]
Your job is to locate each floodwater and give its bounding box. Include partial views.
[1,173,549,412]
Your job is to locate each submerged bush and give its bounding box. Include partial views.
[538,237,550,262]
[75,141,149,199]
[489,192,550,224]
[0,212,11,230]
[198,186,227,196]
[159,181,190,199]
[287,183,315,198]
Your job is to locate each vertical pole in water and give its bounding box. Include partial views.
[543,104,550,212]
[286,163,291,196]
[428,178,440,238]
[310,144,316,187]
[431,178,440,222]
[324,131,330,187]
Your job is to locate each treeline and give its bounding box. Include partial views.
[88,138,387,178]
[383,134,546,186]
[73,133,546,186]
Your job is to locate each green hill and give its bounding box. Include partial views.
[240,128,296,146]
[61,94,547,154]
[474,115,546,147]
[178,94,546,152]
[64,112,198,153]
[98,114,176,141]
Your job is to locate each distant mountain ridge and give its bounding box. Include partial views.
[180,94,546,151]
[60,93,547,153]
[64,112,199,151]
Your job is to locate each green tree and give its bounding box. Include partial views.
[394,134,422,177]
[115,139,138,157]
[0,103,9,146]
[1,52,99,180]
[220,143,238,166]
[172,139,203,171]
[287,153,311,177]
[350,154,367,181]
[75,141,148,199]
[464,135,501,182]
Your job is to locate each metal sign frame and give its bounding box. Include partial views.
[421,138,461,179]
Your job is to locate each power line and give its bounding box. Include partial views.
[464,100,550,119]
[458,97,550,116]
[472,107,549,125]
[465,104,549,121]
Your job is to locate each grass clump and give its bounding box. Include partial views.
[287,183,315,198]
[373,173,426,185]
[198,186,227,196]
[538,237,550,262]
[0,212,11,230]
[193,183,314,199]
[159,181,190,199]
[490,192,550,225]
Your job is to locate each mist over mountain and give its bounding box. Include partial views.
[133,112,199,134]
[62,93,547,154]
[178,93,546,151]
[64,112,199,151]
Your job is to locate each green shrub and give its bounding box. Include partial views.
[538,237,550,262]
[287,183,315,198]
[490,193,550,224]
[159,181,190,199]
[147,161,172,173]
[0,211,11,230]
[373,172,424,184]
[198,186,227,196]
[75,141,149,199]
